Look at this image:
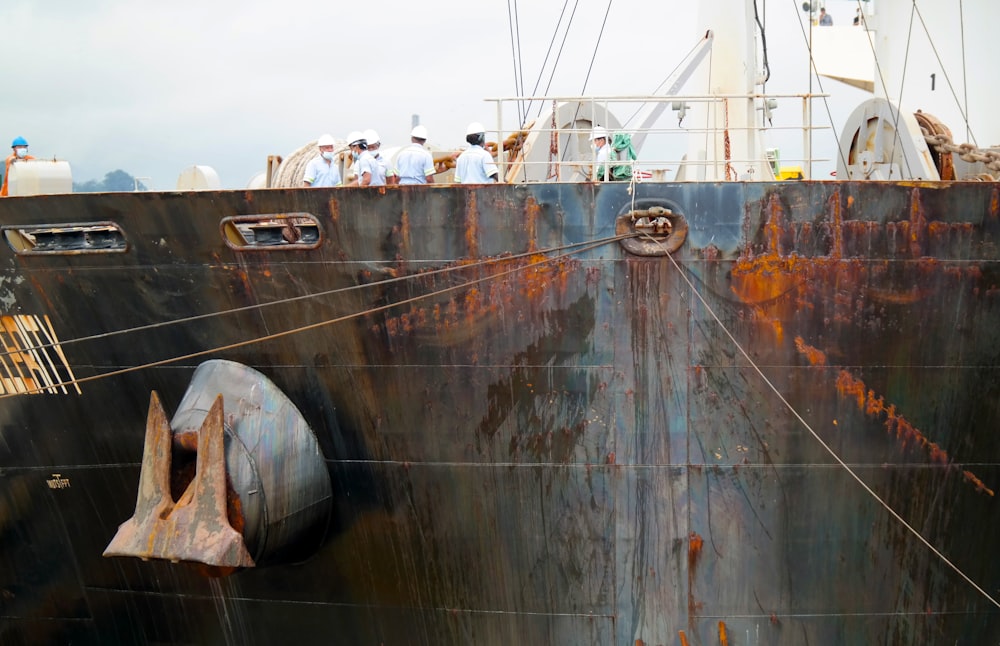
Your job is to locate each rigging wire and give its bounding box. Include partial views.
[791,0,849,174]
[0,234,634,398]
[883,1,917,179]
[535,0,582,120]
[618,36,705,129]
[507,0,525,125]
[524,0,572,122]
[959,0,970,143]
[910,0,976,146]
[578,0,614,96]
[834,0,978,177]
[0,237,626,363]
[753,0,771,84]
[559,0,614,163]
[649,233,1000,612]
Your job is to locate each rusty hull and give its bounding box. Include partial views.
[0,181,998,644]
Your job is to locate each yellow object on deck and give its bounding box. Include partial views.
[777,166,804,180]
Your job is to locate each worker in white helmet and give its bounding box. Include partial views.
[591,126,611,181]
[454,122,498,184]
[302,134,341,188]
[345,131,378,187]
[363,129,396,186]
[395,125,436,185]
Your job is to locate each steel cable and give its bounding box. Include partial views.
[647,230,1000,612]
[0,233,635,397]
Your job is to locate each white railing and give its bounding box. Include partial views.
[484,93,831,182]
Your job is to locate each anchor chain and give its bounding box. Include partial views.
[630,206,674,235]
[924,131,1000,180]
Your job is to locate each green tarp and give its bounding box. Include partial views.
[597,132,637,181]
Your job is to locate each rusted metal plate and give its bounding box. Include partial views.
[1,181,999,644]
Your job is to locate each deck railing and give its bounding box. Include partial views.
[484,93,831,182]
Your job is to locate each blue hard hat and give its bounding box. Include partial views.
[11,136,27,147]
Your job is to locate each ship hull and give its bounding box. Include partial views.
[1,181,998,645]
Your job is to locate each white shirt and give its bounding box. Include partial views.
[373,150,397,183]
[594,142,612,180]
[355,150,381,186]
[395,143,435,185]
[303,155,341,187]
[454,145,498,184]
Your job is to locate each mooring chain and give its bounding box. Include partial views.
[924,132,1000,177]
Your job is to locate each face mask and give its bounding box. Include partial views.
[15,148,26,158]
[351,152,359,161]
[322,151,334,161]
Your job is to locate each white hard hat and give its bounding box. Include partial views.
[591,126,608,140]
[410,125,428,140]
[363,129,380,146]
[346,131,366,146]
[466,121,486,136]
[317,134,336,147]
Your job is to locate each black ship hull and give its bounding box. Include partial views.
[1,181,998,644]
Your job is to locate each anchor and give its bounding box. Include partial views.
[104,360,334,573]
[104,391,255,568]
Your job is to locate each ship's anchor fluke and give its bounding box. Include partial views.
[103,391,255,568]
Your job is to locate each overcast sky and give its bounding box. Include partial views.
[1,0,991,189]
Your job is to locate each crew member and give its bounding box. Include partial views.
[819,7,833,25]
[591,126,611,181]
[302,134,342,187]
[454,122,498,184]
[2,136,35,197]
[364,129,396,186]
[346,131,378,187]
[395,125,436,185]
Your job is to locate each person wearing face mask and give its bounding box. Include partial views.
[302,134,342,187]
[345,131,378,187]
[2,136,35,197]
[363,129,395,186]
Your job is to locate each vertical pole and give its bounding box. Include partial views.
[808,5,814,179]
[495,100,505,182]
[803,96,813,179]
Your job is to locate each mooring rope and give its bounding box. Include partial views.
[648,231,1000,611]
[0,235,628,363]
[0,233,633,398]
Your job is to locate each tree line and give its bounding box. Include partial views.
[73,169,148,192]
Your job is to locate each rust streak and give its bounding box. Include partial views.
[465,192,479,257]
[525,196,540,253]
[830,188,843,259]
[964,470,995,496]
[687,531,704,617]
[794,336,827,366]
[908,187,926,257]
[834,370,993,495]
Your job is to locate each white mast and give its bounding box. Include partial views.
[677,0,771,181]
